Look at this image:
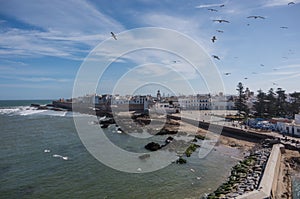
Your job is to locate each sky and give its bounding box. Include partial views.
[0,0,299,99]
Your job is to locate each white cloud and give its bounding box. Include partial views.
[195,3,225,8]
[0,0,123,33]
[0,0,124,59]
[18,77,71,82]
[276,64,300,69]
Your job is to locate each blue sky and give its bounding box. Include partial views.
[0,0,299,99]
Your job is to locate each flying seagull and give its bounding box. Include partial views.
[216,30,224,33]
[273,82,278,86]
[220,4,225,7]
[211,36,217,43]
[247,16,265,19]
[260,64,264,67]
[111,32,117,40]
[224,72,231,75]
[244,77,248,80]
[280,26,288,29]
[213,19,230,23]
[208,8,218,12]
[212,55,220,60]
[288,2,295,5]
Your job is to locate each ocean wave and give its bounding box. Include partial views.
[0,106,68,117]
[0,105,96,118]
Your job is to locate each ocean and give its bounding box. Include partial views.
[0,100,239,199]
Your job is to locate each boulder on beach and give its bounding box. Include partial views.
[176,157,187,164]
[145,142,161,151]
[101,124,109,128]
[100,118,115,125]
[165,136,174,144]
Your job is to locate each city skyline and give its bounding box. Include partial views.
[0,0,299,99]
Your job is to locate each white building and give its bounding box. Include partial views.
[151,102,180,114]
[111,95,130,105]
[277,114,300,137]
[110,95,153,111]
[178,95,210,110]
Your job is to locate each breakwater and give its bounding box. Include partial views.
[236,144,284,199]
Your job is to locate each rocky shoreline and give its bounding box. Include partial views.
[205,145,271,199]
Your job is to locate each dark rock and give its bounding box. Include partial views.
[101,124,109,128]
[176,157,187,164]
[100,118,115,125]
[145,142,161,151]
[30,103,40,107]
[165,136,174,144]
[117,128,124,133]
[156,128,178,135]
[37,106,48,110]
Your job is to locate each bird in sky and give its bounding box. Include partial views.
[224,72,231,75]
[280,26,288,29]
[273,82,278,86]
[216,30,224,33]
[211,36,217,43]
[212,55,220,60]
[213,19,230,23]
[220,4,225,7]
[208,8,218,12]
[260,64,264,67]
[111,32,117,40]
[288,2,295,5]
[244,77,248,80]
[247,16,265,19]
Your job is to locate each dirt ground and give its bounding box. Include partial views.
[276,149,300,199]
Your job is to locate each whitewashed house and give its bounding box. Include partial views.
[277,114,300,137]
[178,95,210,110]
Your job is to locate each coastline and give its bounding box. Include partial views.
[34,102,300,198]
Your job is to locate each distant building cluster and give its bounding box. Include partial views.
[67,90,238,113]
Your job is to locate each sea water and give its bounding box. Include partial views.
[292,175,300,199]
[0,100,239,199]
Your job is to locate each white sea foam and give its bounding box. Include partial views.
[0,107,20,115]
[0,105,89,118]
[52,154,69,160]
[44,149,51,153]
[19,109,48,116]
[0,106,95,119]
